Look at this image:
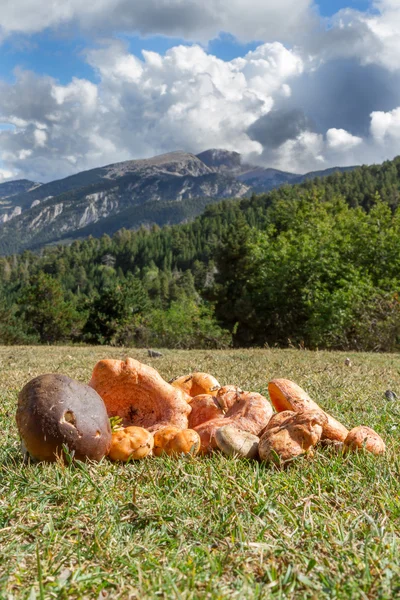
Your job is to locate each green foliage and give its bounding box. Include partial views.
[82,275,150,345]
[16,273,83,343]
[2,156,400,348]
[143,299,232,349]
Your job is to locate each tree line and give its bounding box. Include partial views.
[1,156,400,350]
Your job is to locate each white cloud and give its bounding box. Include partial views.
[326,128,362,150]
[1,0,400,181]
[370,107,400,143]
[0,0,314,43]
[0,42,306,181]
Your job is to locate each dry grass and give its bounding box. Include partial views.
[1,346,400,599]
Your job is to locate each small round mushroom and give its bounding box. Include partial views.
[153,426,201,457]
[16,374,112,462]
[170,372,221,398]
[344,426,385,455]
[215,425,259,459]
[108,426,154,461]
[258,409,327,465]
[268,378,348,443]
[89,358,191,431]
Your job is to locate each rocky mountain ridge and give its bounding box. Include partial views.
[0,150,356,255]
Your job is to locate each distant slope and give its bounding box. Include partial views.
[0,163,248,255]
[0,179,40,200]
[0,148,359,255]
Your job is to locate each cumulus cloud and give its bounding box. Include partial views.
[0,42,305,181]
[1,0,400,180]
[0,0,314,44]
[2,38,400,181]
[326,128,362,150]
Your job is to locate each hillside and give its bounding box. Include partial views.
[0,149,355,254]
[0,155,400,350]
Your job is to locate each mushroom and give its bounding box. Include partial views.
[268,379,348,442]
[89,358,191,431]
[188,394,224,429]
[108,426,154,461]
[16,374,112,462]
[215,425,259,459]
[153,426,201,457]
[170,372,221,398]
[194,390,273,454]
[258,409,327,465]
[344,426,385,455]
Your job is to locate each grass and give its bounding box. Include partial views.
[1,346,400,599]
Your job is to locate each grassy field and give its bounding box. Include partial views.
[0,346,400,599]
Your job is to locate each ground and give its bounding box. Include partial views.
[0,346,399,599]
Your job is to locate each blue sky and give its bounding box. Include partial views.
[0,1,373,84]
[0,0,399,182]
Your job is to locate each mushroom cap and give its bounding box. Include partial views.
[215,425,259,459]
[215,386,243,412]
[188,394,224,429]
[108,426,154,461]
[225,391,273,435]
[259,409,327,464]
[268,379,319,413]
[89,358,191,431]
[268,378,348,442]
[170,372,221,398]
[344,426,385,455]
[153,426,200,457]
[259,410,295,436]
[16,374,111,462]
[194,390,273,453]
[194,417,234,454]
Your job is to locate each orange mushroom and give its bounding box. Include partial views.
[344,426,385,455]
[188,394,224,429]
[108,426,154,461]
[258,409,327,465]
[268,378,348,442]
[89,358,191,431]
[194,390,273,454]
[153,426,201,457]
[170,372,221,398]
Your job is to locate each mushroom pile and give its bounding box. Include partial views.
[15,358,386,465]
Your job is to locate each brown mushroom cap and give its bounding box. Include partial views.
[259,409,327,464]
[268,378,348,442]
[153,426,200,457]
[170,372,221,398]
[194,390,273,453]
[108,426,154,461]
[16,374,112,462]
[89,358,191,431]
[344,426,385,455]
[188,394,224,429]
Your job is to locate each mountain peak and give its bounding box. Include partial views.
[196,149,242,171]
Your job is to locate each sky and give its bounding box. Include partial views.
[0,0,400,182]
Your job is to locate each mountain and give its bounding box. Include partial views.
[0,179,41,223]
[0,152,250,254]
[0,179,40,200]
[0,149,357,255]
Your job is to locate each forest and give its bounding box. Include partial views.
[1,155,400,350]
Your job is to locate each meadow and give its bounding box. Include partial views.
[0,346,399,599]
